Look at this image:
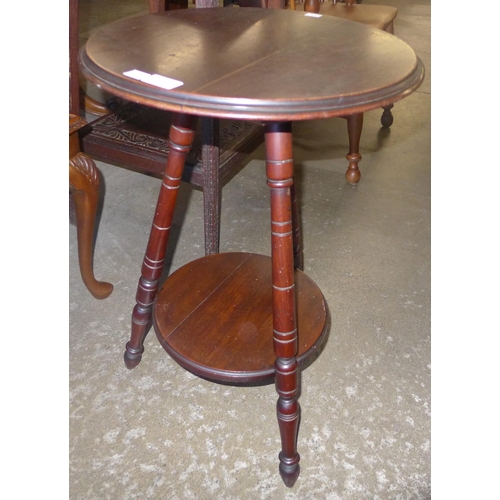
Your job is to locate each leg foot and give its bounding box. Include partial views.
[124,342,144,369]
[381,104,394,128]
[345,153,361,185]
[279,458,301,488]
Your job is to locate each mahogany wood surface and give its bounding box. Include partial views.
[153,253,327,382]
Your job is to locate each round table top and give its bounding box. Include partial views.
[79,7,424,121]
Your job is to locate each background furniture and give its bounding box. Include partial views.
[69,114,114,299]
[290,0,398,183]
[303,0,398,129]
[231,0,398,183]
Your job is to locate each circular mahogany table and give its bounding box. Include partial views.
[80,7,424,486]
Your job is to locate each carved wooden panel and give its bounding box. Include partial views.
[81,103,264,186]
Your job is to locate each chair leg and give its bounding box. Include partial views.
[201,118,221,255]
[379,23,395,128]
[381,104,394,129]
[69,153,113,299]
[344,113,363,185]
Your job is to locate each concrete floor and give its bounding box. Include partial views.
[70,1,431,498]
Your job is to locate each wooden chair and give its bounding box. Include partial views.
[292,0,399,183]
[69,0,113,299]
[233,0,397,183]
[70,114,114,299]
[72,0,264,256]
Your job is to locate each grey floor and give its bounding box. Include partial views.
[70,1,431,498]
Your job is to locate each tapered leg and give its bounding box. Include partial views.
[265,121,301,487]
[345,112,364,185]
[124,113,196,369]
[69,153,113,300]
[201,117,221,255]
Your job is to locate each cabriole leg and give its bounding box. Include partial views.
[69,153,113,300]
[265,121,301,487]
[124,113,196,369]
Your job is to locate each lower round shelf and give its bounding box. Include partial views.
[153,252,329,384]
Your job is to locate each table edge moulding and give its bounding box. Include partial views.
[79,9,424,121]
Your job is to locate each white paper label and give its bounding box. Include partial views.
[123,69,184,90]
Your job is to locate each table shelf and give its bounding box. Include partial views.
[153,253,329,384]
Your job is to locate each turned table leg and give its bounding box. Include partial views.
[124,113,196,369]
[345,112,363,185]
[265,121,301,487]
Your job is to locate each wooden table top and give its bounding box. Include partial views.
[79,7,424,121]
